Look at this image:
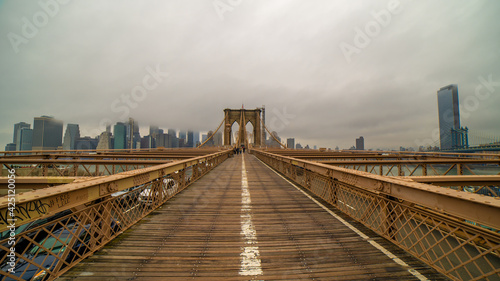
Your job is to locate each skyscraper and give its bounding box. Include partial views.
[356,136,364,150]
[96,131,112,150]
[74,137,98,150]
[17,128,33,151]
[205,131,215,147]
[268,131,281,148]
[437,85,460,150]
[155,129,165,148]
[149,126,160,148]
[179,131,186,141]
[13,122,30,150]
[287,138,295,149]
[168,129,178,148]
[187,131,194,148]
[32,116,63,150]
[128,118,141,149]
[114,122,127,150]
[63,124,80,150]
[5,143,16,151]
[178,131,186,147]
[149,125,160,137]
[214,132,223,146]
[193,131,200,147]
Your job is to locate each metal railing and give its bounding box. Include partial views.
[0,150,231,281]
[1,148,223,178]
[318,159,500,177]
[253,149,500,281]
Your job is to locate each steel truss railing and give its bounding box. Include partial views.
[253,149,500,281]
[318,160,500,176]
[0,148,224,178]
[1,160,176,177]
[0,150,231,281]
[318,160,500,198]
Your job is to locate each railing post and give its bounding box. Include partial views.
[398,164,404,176]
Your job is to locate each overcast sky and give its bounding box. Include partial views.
[1,0,499,150]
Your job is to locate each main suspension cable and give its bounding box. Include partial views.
[260,115,287,148]
[197,115,225,148]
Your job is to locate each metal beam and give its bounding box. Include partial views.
[319,159,500,165]
[252,150,500,229]
[0,150,231,232]
[403,175,500,186]
[0,159,174,165]
[0,177,87,190]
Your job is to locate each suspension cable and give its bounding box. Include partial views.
[197,115,225,148]
[260,115,287,148]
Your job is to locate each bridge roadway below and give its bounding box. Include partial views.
[60,153,447,280]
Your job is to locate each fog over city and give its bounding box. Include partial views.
[1,0,499,150]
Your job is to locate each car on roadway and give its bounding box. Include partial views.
[1,220,120,281]
[138,178,177,205]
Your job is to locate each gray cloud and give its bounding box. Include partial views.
[1,0,499,150]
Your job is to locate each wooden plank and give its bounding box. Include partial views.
[60,154,445,280]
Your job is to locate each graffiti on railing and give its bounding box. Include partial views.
[0,199,50,227]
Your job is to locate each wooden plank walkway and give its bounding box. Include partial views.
[60,153,447,280]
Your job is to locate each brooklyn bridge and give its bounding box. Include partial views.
[1,108,499,281]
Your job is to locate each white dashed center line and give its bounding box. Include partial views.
[239,154,263,277]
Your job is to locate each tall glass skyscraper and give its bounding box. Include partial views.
[168,129,179,148]
[287,138,295,149]
[193,131,199,147]
[187,131,194,147]
[13,122,30,150]
[437,85,460,150]
[18,128,33,151]
[114,122,128,150]
[32,116,63,150]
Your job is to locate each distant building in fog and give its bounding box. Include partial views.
[75,137,98,150]
[128,118,140,149]
[32,116,63,150]
[141,136,151,149]
[13,122,30,150]
[287,138,295,149]
[63,124,80,150]
[213,132,223,146]
[267,131,281,147]
[193,131,200,147]
[206,131,215,146]
[187,131,194,147]
[178,131,186,146]
[17,128,33,151]
[97,131,112,150]
[356,136,364,150]
[168,129,179,148]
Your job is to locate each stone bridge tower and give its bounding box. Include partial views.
[224,108,262,147]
